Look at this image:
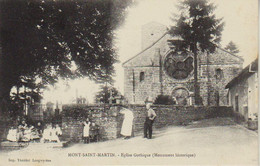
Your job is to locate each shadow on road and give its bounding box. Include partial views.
[151,117,236,139]
[185,117,236,129]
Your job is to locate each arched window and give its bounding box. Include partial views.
[215,68,223,80]
[140,72,145,82]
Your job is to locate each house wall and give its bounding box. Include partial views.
[229,78,248,120]
[247,73,258,119]
[228,72,258,121]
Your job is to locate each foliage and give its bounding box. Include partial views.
[11,76,45,103]
[62,104,109,118]
[95,86,122,104]
[154,95,176,105]
[8,76,45,116]
[225,41,239,54]
[169,0,224,104]
[0,0,132,113]
[169,0,224,52]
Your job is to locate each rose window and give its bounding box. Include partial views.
[164,52,194,79]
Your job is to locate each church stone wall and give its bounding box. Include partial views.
[123,22,243,106]
[198,50,243,106]
[124,67,161,104]
[124,50,243,105]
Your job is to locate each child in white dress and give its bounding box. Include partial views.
[7,127,17,142]
[83,119,90,143]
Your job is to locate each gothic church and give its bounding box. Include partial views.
[122,22,243,106]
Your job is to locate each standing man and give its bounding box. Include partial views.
[144,97,156,139]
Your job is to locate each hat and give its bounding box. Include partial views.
[145,96,153,103]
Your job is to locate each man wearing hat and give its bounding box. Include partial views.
[144,97,157,139]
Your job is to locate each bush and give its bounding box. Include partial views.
[154,95,176,105]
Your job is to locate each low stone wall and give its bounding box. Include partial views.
[61,104,124,142]
[129,105,233,133]
[61,104,233,142]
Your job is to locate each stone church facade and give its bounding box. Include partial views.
[122,22,244,106]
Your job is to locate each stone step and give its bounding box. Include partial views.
[0,141,29,147]
[30,141,70,148]
[0,141,69,148]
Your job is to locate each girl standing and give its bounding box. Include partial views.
[83,119,90,143]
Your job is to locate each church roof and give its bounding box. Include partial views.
[122,32,168,67]
[122,30,244,67]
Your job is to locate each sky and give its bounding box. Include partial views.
[42,0,258,104]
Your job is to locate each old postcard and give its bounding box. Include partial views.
[0,0,258,165]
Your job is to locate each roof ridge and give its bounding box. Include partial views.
[122,32,168,66]
[217,46,244,61]
[122,32,244,66]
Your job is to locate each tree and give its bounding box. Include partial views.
[0,0,132,114]
[225,41,239,54]
[95,86,123,104]
[169,0,224,105]
[10,75,45,111]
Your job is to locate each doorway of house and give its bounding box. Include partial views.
[235,95,239,112]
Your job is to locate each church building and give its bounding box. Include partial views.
[122,22,244,106]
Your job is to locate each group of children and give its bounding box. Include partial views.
[6,120,62,143]
[7,118,99,144]
[82,118,99,143]
[41,123,62,143]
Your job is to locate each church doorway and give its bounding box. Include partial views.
[172,88,190,105]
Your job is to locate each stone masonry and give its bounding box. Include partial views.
[60,104,233,142]
[123,22,243,106]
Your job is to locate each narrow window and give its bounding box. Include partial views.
[215,68,223,80]
[140,72,145,82]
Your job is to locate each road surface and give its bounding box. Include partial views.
[0,118,258,165]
